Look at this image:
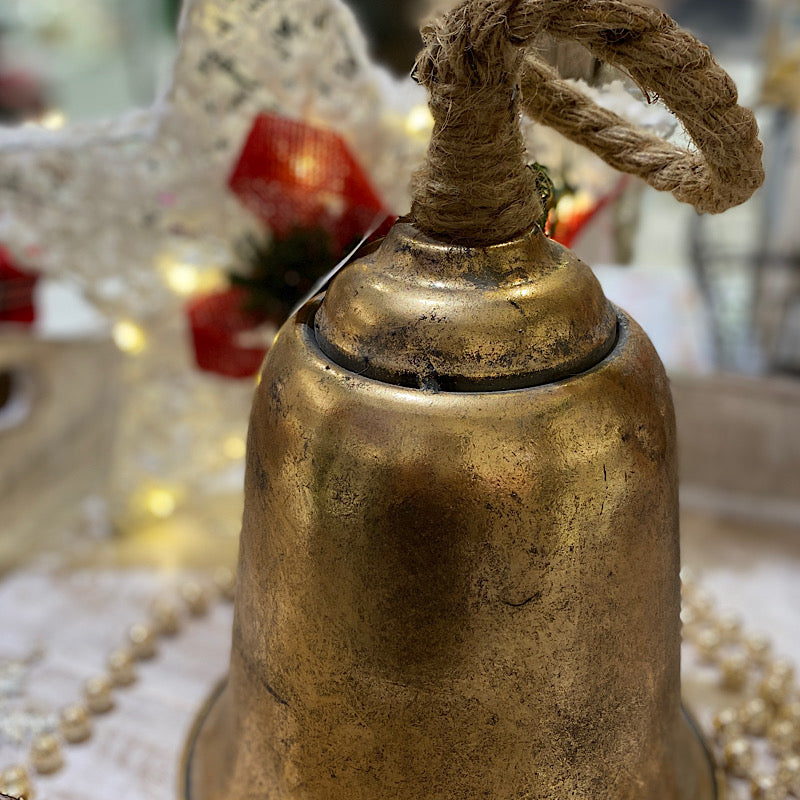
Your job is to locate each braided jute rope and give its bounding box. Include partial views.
[411,0,765,245]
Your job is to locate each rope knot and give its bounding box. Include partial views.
[415,1,524,89]
[411,0,764,245]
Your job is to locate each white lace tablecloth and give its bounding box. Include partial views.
[0,560,233,800]
[1,508,798,800]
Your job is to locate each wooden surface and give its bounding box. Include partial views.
[0,335,118,573]
[673,373,800,524]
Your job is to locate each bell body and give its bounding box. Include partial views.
[189,225,716,799]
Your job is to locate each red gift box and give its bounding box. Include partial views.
[0,245,38,325]
[229,113,388,251]
[187,288,275,379]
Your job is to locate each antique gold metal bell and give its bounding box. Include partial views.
[182,1,764,797]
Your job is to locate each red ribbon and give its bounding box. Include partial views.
[228,113,389,250]
[0,245,38,325]
[550,176,630,249]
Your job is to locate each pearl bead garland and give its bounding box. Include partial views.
[150,598,181,636]
[0,765,31,799]
[127,622,157,660]
[0,571,234,799]
[83,675,114,714]
[682,567,800,797]
[59,705,91,744]
[107,648,136,687]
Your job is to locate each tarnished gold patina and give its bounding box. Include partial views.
[182,222,720,799]
[315,222,617,391]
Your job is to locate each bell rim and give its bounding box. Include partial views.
[178,678,725,800]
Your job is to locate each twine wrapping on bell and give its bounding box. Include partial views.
[181,1,763,798]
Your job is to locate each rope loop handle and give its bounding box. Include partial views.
[411,0,765,245]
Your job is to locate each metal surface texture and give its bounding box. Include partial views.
[182,687,722,800]
[315,221,617,391]
[184,223,717,799]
